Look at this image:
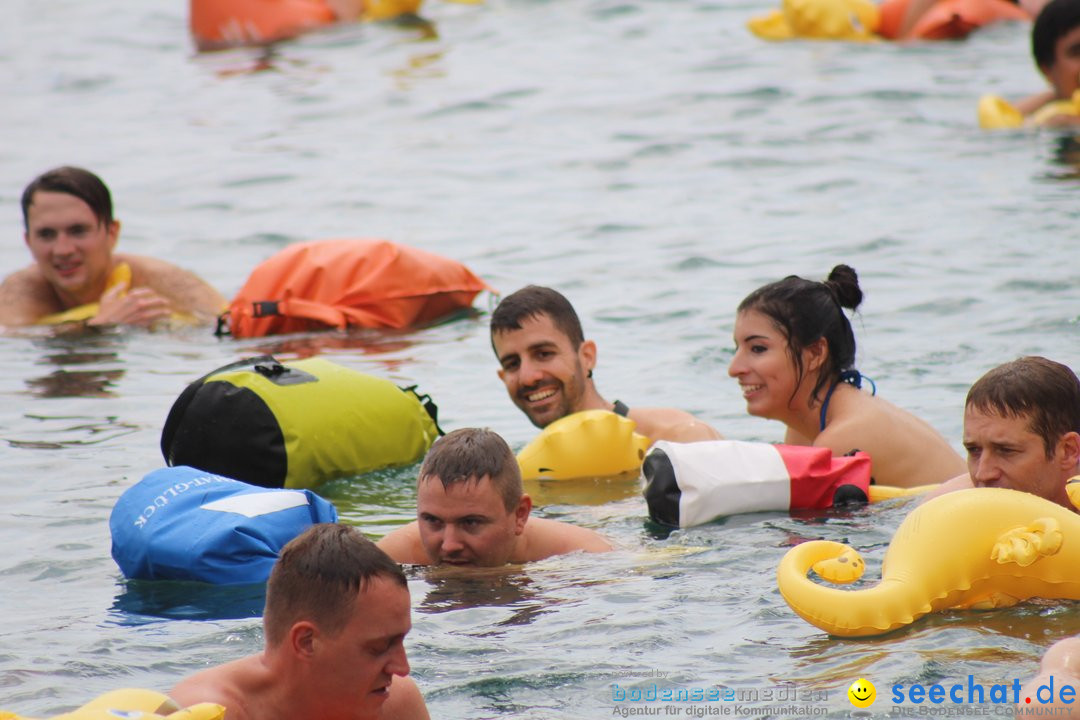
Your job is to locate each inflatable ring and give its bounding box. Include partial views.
[516,409,651,481]
[777,484,1080,637]
[747,0,880,41]
[978,90,1080,129]
[37,263,131,325]
[0,689,224,720]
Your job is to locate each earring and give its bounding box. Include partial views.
[587,369,593,379]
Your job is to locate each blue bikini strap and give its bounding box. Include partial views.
[819,369,876,432]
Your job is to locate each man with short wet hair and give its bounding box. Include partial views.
[377,428,613,566]
[171,523,429,720]
[931,356,1080,510]
[0,166,225,328]
[489,285,723,443]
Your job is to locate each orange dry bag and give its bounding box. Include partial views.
[190,0,337,51]
[877,0,1028,39]
[219,238,494,339]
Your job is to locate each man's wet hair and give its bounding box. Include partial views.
[1033,0,1080,70]
[418,428,523,512]
[21,166,114,231]
[966,356,1080,457]
[490,285,585,351]
[263,524,406,647]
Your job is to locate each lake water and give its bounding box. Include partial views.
[0,0,1077,717]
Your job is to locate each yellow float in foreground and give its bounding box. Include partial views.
[0,689,223,720]
[778,483,1080,637]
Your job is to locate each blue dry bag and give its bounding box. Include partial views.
[110,465,338,584]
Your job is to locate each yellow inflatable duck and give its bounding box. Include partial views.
[778,481,1080,637]
[37,263,132,325]
[978,90,1080,129]
[516,409,651,481]
[748,0,880,41]
[0,689,224,720]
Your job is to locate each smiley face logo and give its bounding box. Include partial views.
[847,678,876,708]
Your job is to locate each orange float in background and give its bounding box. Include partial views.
[877,0,1029,39]
[190,0,424,51]
[747,0,1029,41]
[191,0,336,51]
[220,238,494,338]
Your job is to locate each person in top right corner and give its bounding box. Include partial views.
[980,0,1080,128]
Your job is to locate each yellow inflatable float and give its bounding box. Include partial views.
[978,90,1080,129]
[778,483,1080,637]
[516,409,651,481]
[0,689,223,720]
[748,0,880,41]
[37,263,132,325]
[36,263,198,327]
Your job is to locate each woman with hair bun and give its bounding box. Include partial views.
[727,265,965,488]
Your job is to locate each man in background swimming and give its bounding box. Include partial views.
[929,356,1080,510]
[1012,0,1080,125]
[490,285,723,444]
[377,428,613,566]
[171,523,429,720]
[0,166,225,328]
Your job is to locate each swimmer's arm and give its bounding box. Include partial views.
[384,676,430,720]
[897,0,938,37]
[121,254,227,321]
[1019,637,1080,717]
[376,522,429,565]
[919,473,973,503]
[629,408,724,444]
[0,267,61,327]
[526,517,613,560]
[1016,90,1058,115]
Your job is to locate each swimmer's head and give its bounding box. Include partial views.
[491,286,596,428]
[733,264,862,408]
[1032,0,1080,97]
[415,428,531,566]
[964,357,1080,508]
[21,166,113,231]
[966,356,1080,457]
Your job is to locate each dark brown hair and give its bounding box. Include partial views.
[966,356,1080,457]
[263,524,406,647]
[418,428,522,512]
[21,166,114,230]
[737,264,863,406]
[490,285,585,352]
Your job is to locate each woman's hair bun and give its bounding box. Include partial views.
[824,264,863,311]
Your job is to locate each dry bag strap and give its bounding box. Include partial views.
[402,385,444,436]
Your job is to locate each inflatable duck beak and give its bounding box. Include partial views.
[977,94,1025,129]
[362,0,423,20]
